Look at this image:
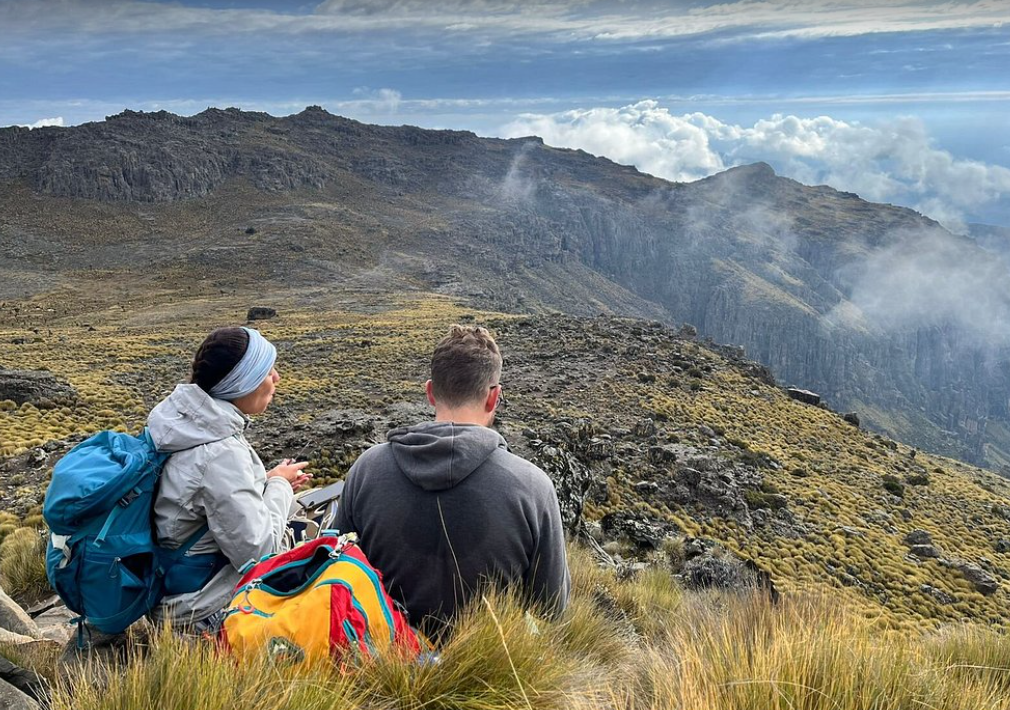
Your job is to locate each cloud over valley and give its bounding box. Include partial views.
[503,101,1010,233]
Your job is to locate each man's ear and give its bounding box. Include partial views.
[485,385,499,413]
[425,379,437,407]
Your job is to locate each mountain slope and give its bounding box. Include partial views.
[2,107,1009,467]
[3,292,1010,627]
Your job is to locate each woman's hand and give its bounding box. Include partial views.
[267,458,313,491]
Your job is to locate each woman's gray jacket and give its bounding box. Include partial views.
[147,384,293,625]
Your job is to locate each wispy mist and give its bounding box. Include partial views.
[827,228,1010,347]
[497,142,538,203]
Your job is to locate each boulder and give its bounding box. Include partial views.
[0,369,77,408]
[909,544,941,559]
[634,480,659,494]
[585,436,613,461]
[919,584,954,605]
[599,512,675,549]
[57,624,140,689]
[632,418,657,438]
[681,537,715,560]
[0,587,41,639]
[786,388,821,406]
[664,458,763,529]
[32,603,76,644]
[680,551,772,596]
[956,562,999,595]
[681,555,742,590]
[0,628,35,645]
[0,679,40,710]
[647,445,678,465]
[246,306,277,321]
[903,529,933,547]
[0,656,46,704]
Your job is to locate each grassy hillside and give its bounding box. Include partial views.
[3,291,1010,632]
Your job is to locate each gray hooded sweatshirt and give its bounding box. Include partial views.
[332,421,570,635]
[148,384,294,625]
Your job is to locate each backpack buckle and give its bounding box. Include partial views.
[117,487,141,508]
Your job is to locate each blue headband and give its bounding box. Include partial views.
[210,327,277,401]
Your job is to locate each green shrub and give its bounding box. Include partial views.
[883,474,905,498]
[745,489,788,511]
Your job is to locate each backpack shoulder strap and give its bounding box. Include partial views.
[161,523,211,563]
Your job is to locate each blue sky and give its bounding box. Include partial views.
[2,0,1010,228]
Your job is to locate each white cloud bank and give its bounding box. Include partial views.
[502,101,1010,232]
[18,117,64,129]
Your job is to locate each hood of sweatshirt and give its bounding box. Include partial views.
[147,383,248,452]
[387,421,506,491]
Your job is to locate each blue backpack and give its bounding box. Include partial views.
[44,428,219,635]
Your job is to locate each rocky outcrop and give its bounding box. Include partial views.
[786,389,821,406]
[904,530,933,547]
[0,370,77,408]
[513,163,1007,466]
[954,562,999,596]
[532,440,594,536]
[246,306,278,321]
[0,106,481,203]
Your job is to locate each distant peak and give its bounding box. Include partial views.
[697,161,778,189]
[725,162,776,177]
[105,108,176,122]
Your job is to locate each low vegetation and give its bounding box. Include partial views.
[4,293,1010,631]
[0,526,49,605]
[6,291,1010,707]
[45,545,1010,710]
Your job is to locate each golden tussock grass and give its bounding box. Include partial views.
[0,526,50,605]
[41,543,1010,710]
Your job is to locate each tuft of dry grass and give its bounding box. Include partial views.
[662,592,1010,710]
[928,624,1010,697]
[0,526,50,605]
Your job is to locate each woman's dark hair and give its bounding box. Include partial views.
[190,327,250,394]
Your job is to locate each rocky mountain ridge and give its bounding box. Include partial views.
[2,107,1009,468]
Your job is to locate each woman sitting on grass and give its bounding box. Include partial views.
[146,326,311,632]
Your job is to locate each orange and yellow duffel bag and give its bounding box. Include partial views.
[220,533,423,663]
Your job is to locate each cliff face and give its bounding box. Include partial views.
[1,107,1008,466]
[486,157,1010,465]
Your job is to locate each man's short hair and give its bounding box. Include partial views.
[430,325,503,408]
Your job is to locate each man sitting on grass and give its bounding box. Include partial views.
[333,324,570,637]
